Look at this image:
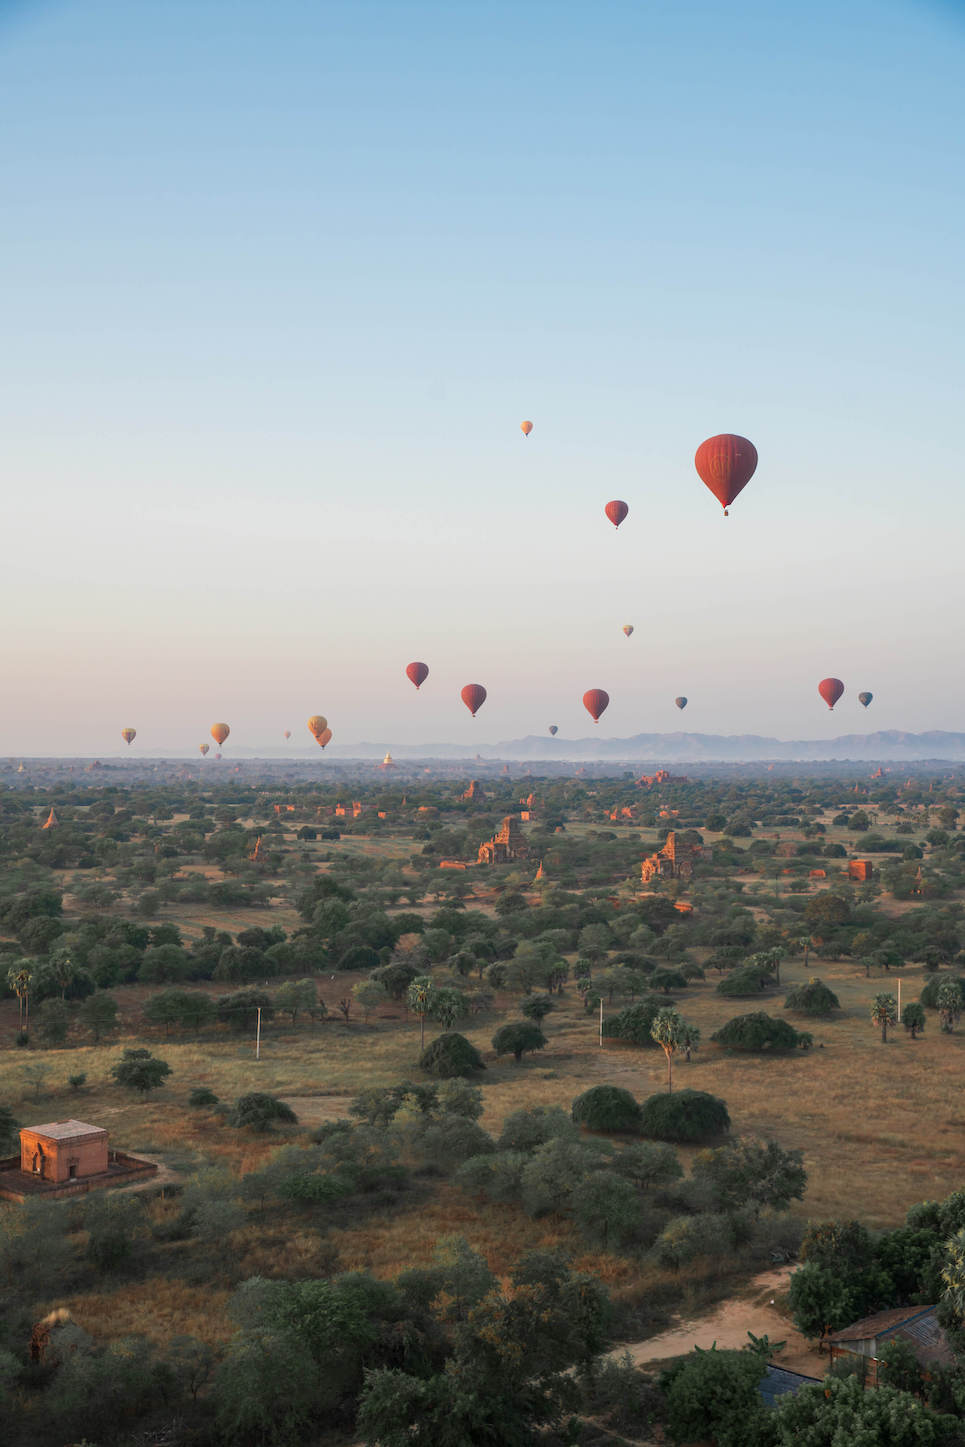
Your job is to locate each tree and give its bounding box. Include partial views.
[407,975,434,1049]
[784,977,840,1015]
[6,963,31,1033]
[143,988,215,1035]
[712,1012,809,1052]
[274,978,318,1024]
[940,1226,965,1326]
[521,993,555,1022]
[110,1048,172,1095]
[79,991,119,1042]
[571,1170,643,1249]
[871,991,898,1043]
[37,997,71,1046]
[492,1021,546,1063]
[228,1093,298,1130]
[639,1089,731,1143]
[430,986,469,1030]
[351,978,388,1022]
[571,1084,642,1133]
[419,1031,486,1078]
[691,1137,807,1215]
[0,1105,20,1154]
[937,980,962,1033]
[902,1002,926,1039]
[650,1006,690,1092]
[661,1345,768,1447]
[769,1372,958,1445]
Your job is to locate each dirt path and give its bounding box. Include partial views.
[615,1266,825,1376]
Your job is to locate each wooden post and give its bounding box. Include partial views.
[599,996,603,1048]
[897,978,901,1023]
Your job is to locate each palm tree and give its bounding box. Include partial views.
[797,936,812,969]
[6,964,32,1033]
[650,1006,686,1092]
[870,991,898,1043]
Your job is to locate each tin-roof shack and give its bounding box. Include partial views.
[827,1306,953,1385]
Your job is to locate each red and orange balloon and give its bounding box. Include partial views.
[461,684,487,717]
[695,434,758,515]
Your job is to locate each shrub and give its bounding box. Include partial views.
[717,965,771,997]
[920,974,965,1010]
[419,1031,486,1078]
[228,1093,298,1131]
[571,1084,642,1134]
[650,968,688,991]
[601,998,664,1046]
[491,1021,546,1063]
[520,994,555,1022]
[68,1072,86,1092]
[639,1089,730,1143]
[783,978,840,1015]
[189,1087,220,1108]
[110,1048,172,1095]
[712,1012,806,1052]
[656,1212,736,1268]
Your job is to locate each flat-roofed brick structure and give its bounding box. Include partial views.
[20,1120,108,1183]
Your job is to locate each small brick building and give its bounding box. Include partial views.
[20,1121,108,1184]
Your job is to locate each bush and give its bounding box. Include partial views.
[650,968,688,991]
[717,965,772,997]
[189,1087,220,1108]
[491,1021,546,1063]
[784,978,840,1015]
[661,1345,768,1447]
[601,999,662,1046]
[571,1084,642,1134]
[639,1089,731,1143]
[920,974,965,1010]
[520,993,555,1022]
[712,1012,806,1052]
[419,1031,486,1078]
[228,1093,298,1131]
[110,1048,173,1095]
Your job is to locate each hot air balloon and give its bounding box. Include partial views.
[461,684,487,717]
[307,715,328,744]
[605,500,629,529]
[318,727,332,748]
[284,729,292,739]
[520,420,533,437]
[675,697,688,711]
[694,434,758,515]
[818,678,845,710]
[548,725,558,736]
[210,723,230,747]
[121,728,136,746]
[858,692,873,708]
[406,662,429,690]
[583,689,609,723]
[622,625,634,638]
[199,743,210,757]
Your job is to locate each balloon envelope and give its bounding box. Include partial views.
[210,723,230,746]
[461,684,487,717]
[605,500,629,528]
[406,661,429,690]
[583,688,610,723]
[199,743,210,756]
[818,677,845,710]
[858,691,873,708]
[520,420,533,436]
[694,434,758,512]
[318,727,333,748]
[121,728,136,746]
[548,725,558,736]
[307,715,328,739]
[675,697,688,710]
[622,625,634,637]
[283,729,292,739]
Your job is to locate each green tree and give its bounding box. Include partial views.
[37,997,71,1046]
[871,991,898,1043]
[784,977,840,1015]
[352,978,388,1022]
[661,1345,768,1447]
[770,1372,957,1445]
[937,979,962,1033]
[902,1001,926,1039]
[571,1084,642,1133]
[691,1137,806,1215]
[492,1020,546,1063]
[650,1006,687,1092]
[110,1048,172,1095]
[521,992,555,1022]
[228,1093,298,1130]
[79,991,119,1042]
[407,975,434,1048]
[6,963,32,1033]
[419,1031,486,1078]
[571,1170,643,1249]
[274,978,318,1024]
[639,1089,731,1143]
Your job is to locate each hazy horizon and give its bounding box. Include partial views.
[2,0,963,753]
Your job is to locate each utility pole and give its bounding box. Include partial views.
[599,996,603,1048]
[255,1005,262,1060]
[897,978,901,1023]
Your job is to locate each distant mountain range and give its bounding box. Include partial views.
[346,730,965,762]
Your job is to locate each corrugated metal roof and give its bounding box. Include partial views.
[827,1306,932,1343]
[759,1365,821,1409]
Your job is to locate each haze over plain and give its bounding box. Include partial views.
[1,0,963,753]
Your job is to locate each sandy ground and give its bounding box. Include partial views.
[618,1266,825,1376]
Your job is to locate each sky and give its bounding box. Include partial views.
[1,0,964,754]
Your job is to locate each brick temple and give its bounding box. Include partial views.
[477,815,528,865]
[640,831,702,884]
[0,1120,157,1202]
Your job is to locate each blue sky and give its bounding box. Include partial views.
[1,0,963,753]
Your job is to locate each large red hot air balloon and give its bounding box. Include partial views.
[520,420,533,437]
[695,434,758,515]
[461,684,487,717]
[605,500,628,529]
[583,689,609,723]
[121,728,136,746]
[406,662,429,690]
[818,677,845,710]
[210,723,230,747]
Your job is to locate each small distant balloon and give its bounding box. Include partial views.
[695,434,758,515]
[406,661,429,690]
[520,420,533,437]
[548,725,558,736]
[605,500,629,529]
[210,723,230,747]
[199,743,210,757]
[818,678,845,710]
[283,729,292,739]
[675,697,688,710]
[582,688,610,723]
[858,691,873,708]
[622,624,634,638]
[121,728,136,746]
[461,684,487,717]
